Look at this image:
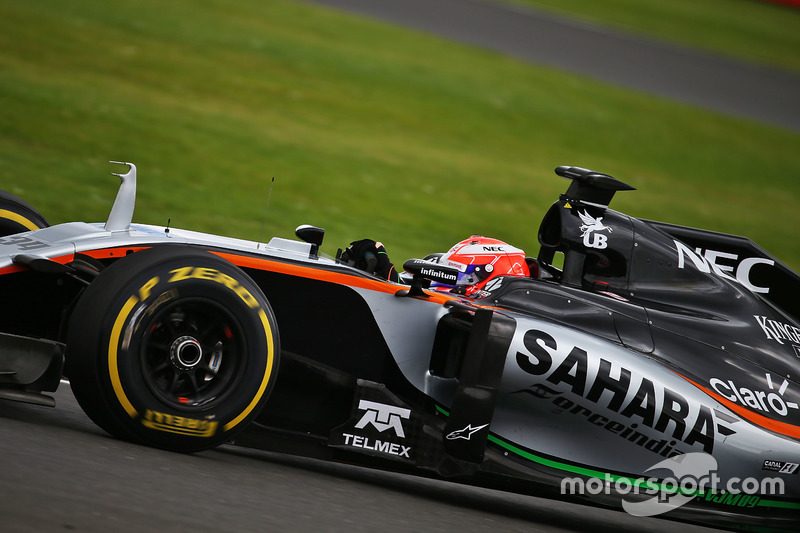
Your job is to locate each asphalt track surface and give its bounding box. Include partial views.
[304,0,800,132]
[0,384,720,533]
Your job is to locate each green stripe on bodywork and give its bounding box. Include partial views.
[435,404,800,509]
[758,499,800,509]
[437,405,623,484]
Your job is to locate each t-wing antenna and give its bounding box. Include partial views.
[555,165,635,208]
[105,161,137,232]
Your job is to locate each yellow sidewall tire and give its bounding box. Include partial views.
[66,246,280,452]
[0,190,49,236]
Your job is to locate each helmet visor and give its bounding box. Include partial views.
[455,263,492,287]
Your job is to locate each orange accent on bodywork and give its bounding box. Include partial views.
[78,247,150,259]
[0,265,26,275]
[679,374,800,440]
[0,246,152,275]
[211,251,459,305]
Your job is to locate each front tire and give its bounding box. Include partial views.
[0,190,49,236]
[66,246,280,452]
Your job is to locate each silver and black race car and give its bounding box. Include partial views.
[1,163,798,531]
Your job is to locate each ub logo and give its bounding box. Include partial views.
[579,210,612,249]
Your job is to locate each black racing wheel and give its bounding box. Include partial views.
[0,190,49,236]
[66,246,280,452]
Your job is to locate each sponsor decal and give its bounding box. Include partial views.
[419,267,457,283]
[709,373,799,417]
[514,329,734,453]
[578,210,612,250]
[674,241,774,294]
[754,315,800,347]
[548,395,691,459]
[596,290,629,302]
[483,278,504,292]
[141,409,219,437]
[444,260,467,272]
[341,434,411,458]
[763,460,799,474]
[446,423,489,441]
[168,267,261,308]
[0,234,49,251]
[518,383,561,400]
[354,400,410,438]
[333,399,415,462]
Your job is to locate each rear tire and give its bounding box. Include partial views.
[66,246,280,452]
[0,190,49,236]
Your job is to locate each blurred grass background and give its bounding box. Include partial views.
[513,0,800,72]
[0,0,798,269]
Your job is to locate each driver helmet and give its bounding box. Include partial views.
[432,235,529,294]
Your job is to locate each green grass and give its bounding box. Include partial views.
[511,0,800,72]
[0,0,799,271]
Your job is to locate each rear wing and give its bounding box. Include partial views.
[645,220,800,321]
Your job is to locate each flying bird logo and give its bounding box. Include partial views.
[578,210,612,249]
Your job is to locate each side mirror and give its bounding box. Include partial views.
[295,224,325,258]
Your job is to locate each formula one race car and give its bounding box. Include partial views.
[0,163,798,531]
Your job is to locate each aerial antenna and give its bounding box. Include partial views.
[257,177,275,249]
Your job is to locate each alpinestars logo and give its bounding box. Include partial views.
[354,400,410,437]
[446,424,489,441]
[578,211,612,249]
